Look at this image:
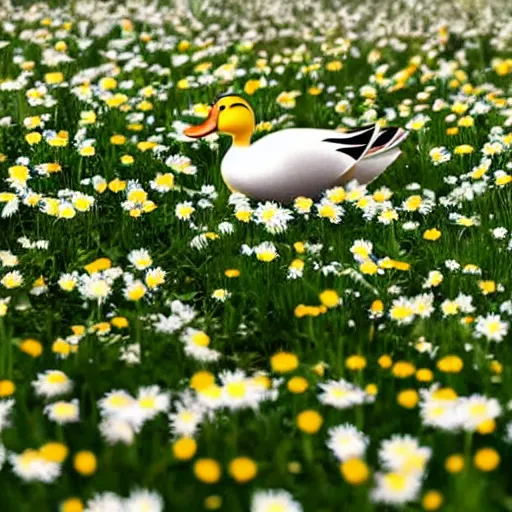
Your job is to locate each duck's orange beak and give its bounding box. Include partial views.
[184,104,219,138]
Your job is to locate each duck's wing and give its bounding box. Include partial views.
[347,127,409,185]
[320,124,381,162]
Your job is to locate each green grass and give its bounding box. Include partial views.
[1,0,512,511]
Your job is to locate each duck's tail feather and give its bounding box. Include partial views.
[347,147,402,185]
[364,127,409,157]
[341,127,409,185]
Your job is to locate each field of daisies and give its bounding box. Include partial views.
[2,0,512,510]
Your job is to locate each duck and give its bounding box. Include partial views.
[184,93,409,203]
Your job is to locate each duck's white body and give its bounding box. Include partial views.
[221,125,408,203]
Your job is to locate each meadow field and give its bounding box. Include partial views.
[1,0,512,510]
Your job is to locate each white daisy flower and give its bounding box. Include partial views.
[32,370,73,398]
[99,417,136,446]
[474,313,509,342]
[44,399,80,424]
[326,423,369,461]
[318,379,373,409]
[458,395,502,432]
[251,489,303,512]
[9,450,61,483]
[128,249,153,270]
[84,492,124,512]
[125,489,164,512]
[371,471,422,505]
[378,435,431,475]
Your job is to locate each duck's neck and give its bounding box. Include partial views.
[232,132,253,147]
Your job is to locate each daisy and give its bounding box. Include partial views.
[124,280,147,301]
[482,141,504,156]
[411,293,435,318]
[406,114,430,131]
[0,251,18,266]
[99,417,136,445]
[251,489,303,512]
[125,489,164,512]
[276,90,301,109]
[30,276,48,296]
[169,393,205,438]
[294,196,314,214]
[371,472,422,505]
[326,424,369,461]
[72,192,95,212]
[419,386,462,430]
[135,386,171,422]
[253,202,293,234]
[455,293,475,313]
[441,299,459,316]
[98,389,136,419]
[1,270,24,289]
[58,272,79,291]
[150,173,175,193]
[79,275,112,304]
[32,370,73,398]
[318,379,373,409]
[316,199,344,224]
[389,297,415,325]
[429,146,451,165]
[212,289,231,302]
[378,208,399,224]
[287,259,305,279]
[220,370,267,410]
[143,267,165,289]
[254,242,279,262]
[165,154,197,175]
[350,240,373,263]
[84,492,124,512]
[378,435,432,475]
[458,395,502,431]
[128,249,153,270]
[181,328,211,348]
[196,382,224,410]
[44,399,80,424]
[9,450,61,483]
[175,201,195,220]
[326,186,347,203]
[474,314,509,342]
[185,341,222,362]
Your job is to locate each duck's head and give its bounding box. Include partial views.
[184,93,255,146]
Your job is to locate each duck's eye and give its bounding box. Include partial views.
[219,105,226,111]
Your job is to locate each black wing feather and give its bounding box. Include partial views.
[322,125,377,160]
[335,145,368,160]
[371,127,399,149]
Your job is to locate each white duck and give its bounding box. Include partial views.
[184,93,409,203]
